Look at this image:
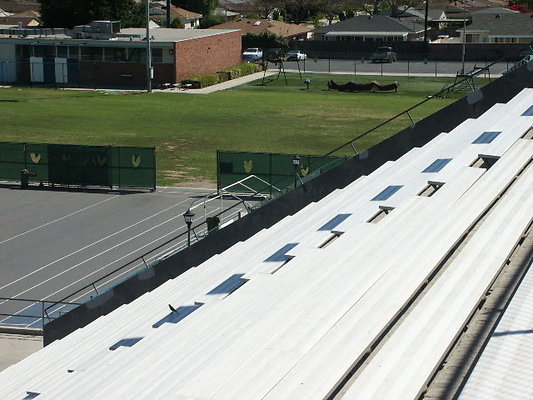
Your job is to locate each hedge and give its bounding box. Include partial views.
[181,63,261,89]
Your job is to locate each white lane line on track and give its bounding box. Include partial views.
[0,197,194,292]
[0,210,209,325]
[0,213,209,305]
[0,195,120,246]
[0,211,214,325]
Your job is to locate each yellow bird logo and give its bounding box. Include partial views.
[30,153,41,164]
[300,165,309,176]
[131,154,141,168]
[243,160,253,173]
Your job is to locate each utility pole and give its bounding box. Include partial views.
[146,0,152,93]
[166,0,171,27]
[423,0,429,44]
[461,18,466,74]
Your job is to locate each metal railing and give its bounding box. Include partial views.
[0,296,82,330]
[40,58,503,325]
[42,176,277,320]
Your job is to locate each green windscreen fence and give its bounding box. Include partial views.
[0,142,156,190]
[218,150,346,195]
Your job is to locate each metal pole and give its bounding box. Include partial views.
[424,0,429,44]
[461,18,466,74]
[166,0,171,27]
[146,0,152,93]
[187,224,191,246]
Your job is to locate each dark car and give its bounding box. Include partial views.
[370,47,397,63]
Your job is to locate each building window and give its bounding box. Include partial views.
[57,46,68,58]
[128,48,146,62]
[152,48,163,63]
[494,37,517,43]
[104,47,127,62]
[466,34,479,43]
[81,47,104,61]
[33,45,54,58]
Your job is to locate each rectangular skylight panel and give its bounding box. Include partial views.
[264,243,299,262]
[521,105,533,116]
[422,158,452,173]
[472,131,501,144]
[371,185,403,201]
[318,213,352,231]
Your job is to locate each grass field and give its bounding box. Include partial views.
[0,74,485,186]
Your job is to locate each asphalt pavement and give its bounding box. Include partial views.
[0,184,254,329]
[281,59,510,77]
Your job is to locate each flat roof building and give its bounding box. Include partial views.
[0,21,242,88]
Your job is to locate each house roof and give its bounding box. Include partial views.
[0,0,39,13]
[314,15,425,34]
[209,18,312,38]
[0,16,39,26]
[465,13,533,36]
[472,7,519,14]
[150,3,202,20]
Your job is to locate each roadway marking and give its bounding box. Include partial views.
[0,197,196,292]
[0,195,120,246]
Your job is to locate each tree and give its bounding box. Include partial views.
[242,32,285,49]
[170,18,184,28]
[253,0,281,19]
[39,0,142,28]
[172,0,219,15]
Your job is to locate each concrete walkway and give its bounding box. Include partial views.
[158,70,276,94]
[0,334,42,372]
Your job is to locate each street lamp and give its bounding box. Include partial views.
[146,0,152,93]
[292,155,300,188]
[183,208,195,247]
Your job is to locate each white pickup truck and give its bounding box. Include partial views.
[242,48,263,62]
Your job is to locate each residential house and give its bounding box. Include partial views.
[458,12,533,43]
[313,15,426,42]
[0,10,40,26]
[209,18,312,40]
[149,2,202,28]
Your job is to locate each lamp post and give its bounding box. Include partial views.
[146,0,152,93]
[292,155,300,188]
[183,208,195,247]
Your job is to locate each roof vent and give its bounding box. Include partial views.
[495,14,500,18]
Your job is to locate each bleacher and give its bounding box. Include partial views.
[0,89,531,400]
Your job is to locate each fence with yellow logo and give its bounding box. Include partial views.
[0,142,155,191]
[217,150,345,196]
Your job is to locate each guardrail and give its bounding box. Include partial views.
[0,297,82,330]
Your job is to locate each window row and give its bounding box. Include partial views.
[17,45,168,63]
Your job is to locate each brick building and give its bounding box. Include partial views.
[0,21,242,88]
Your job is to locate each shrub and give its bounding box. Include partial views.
[181,63,260,89]
[182,72,219,88]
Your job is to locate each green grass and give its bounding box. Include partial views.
[0,74,486,186]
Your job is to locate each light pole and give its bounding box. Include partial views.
[461,18,467,75]
[183,208,195,247]
[146,0,152,93]
[292,155,300,188]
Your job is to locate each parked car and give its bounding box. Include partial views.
[370,47,397,63]
[242,48,263,62]
[286,50,307,61]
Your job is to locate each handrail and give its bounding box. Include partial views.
[0,297,82,328]
[42,58,502,323]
